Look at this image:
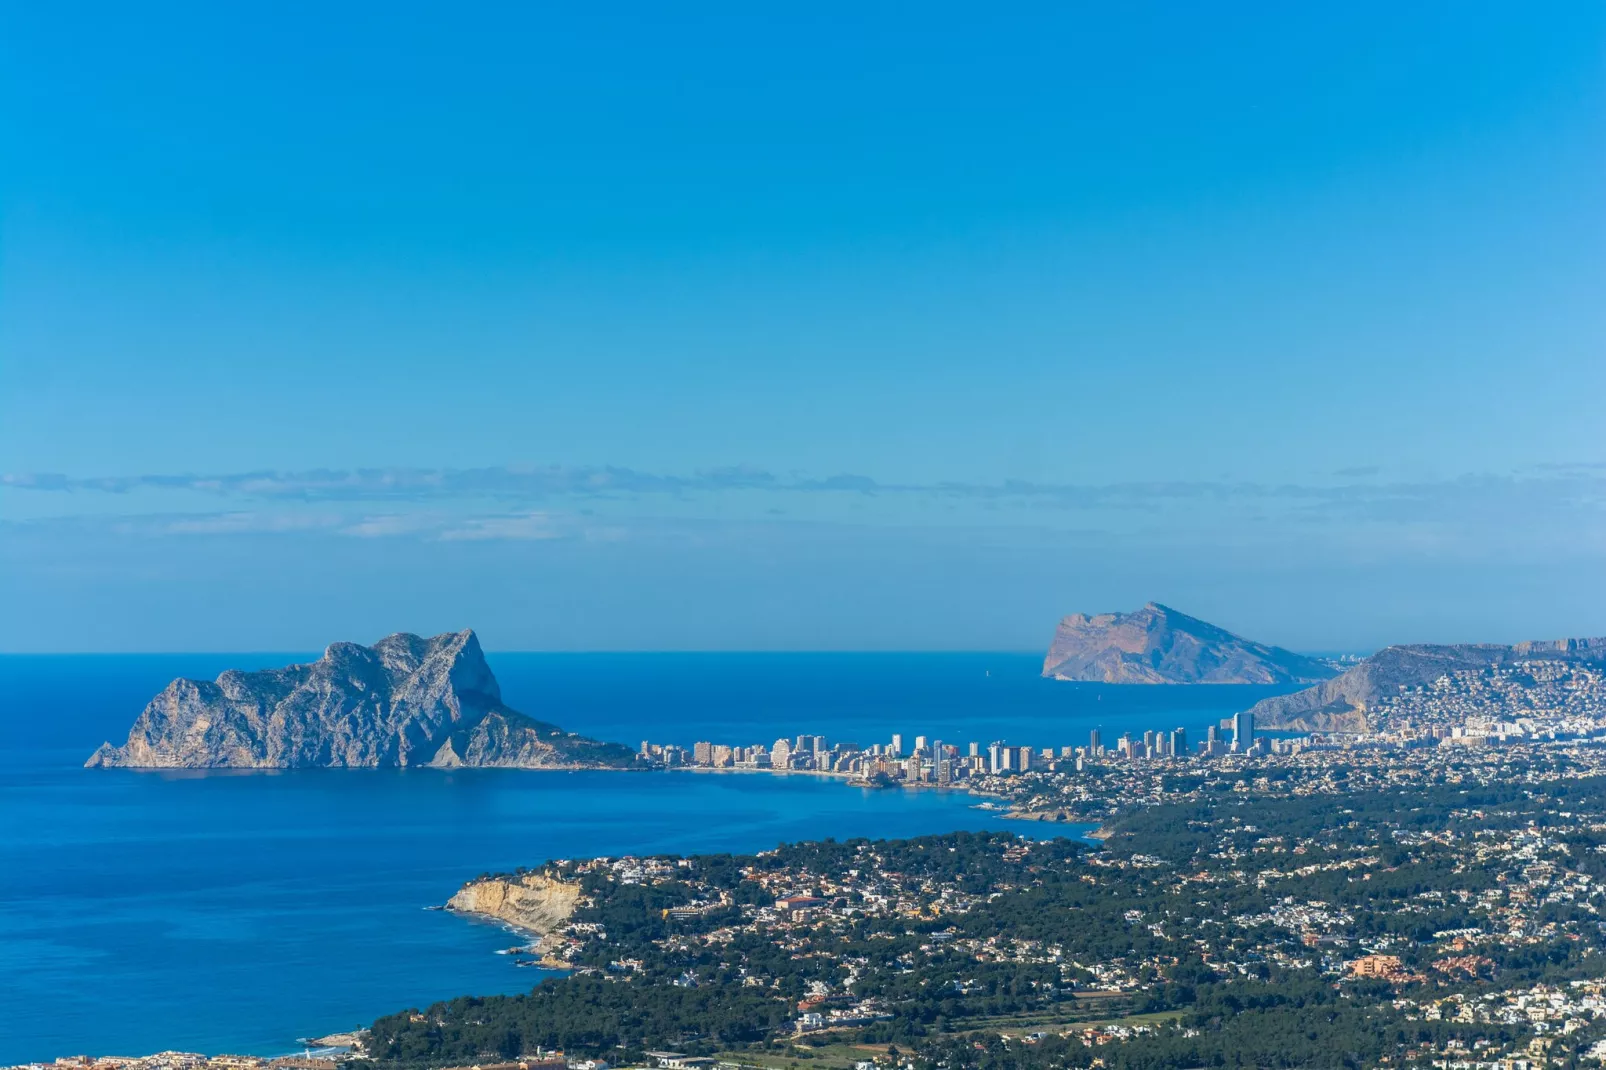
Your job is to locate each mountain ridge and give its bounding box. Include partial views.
[86,629,638,770]
[1042,602,1337,685]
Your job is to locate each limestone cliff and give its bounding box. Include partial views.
[1042,603,1336,685]
[86,630,638,770]
[447,872,582,936]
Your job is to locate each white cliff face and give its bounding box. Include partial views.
[446,873,582,935]
[85,630,637,770]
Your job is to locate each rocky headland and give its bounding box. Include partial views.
[446,871,582,938]
[86,629,638,770]
[1247,635,1606,733]
[1042,602,1337,685]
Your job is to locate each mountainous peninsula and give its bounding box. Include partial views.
[86,629,638,769]
[1042,602,1337,685]
[1247,635,1606,733]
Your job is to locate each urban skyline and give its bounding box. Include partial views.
[644,713,1263,784]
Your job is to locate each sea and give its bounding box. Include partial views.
[0,652,1294,1064]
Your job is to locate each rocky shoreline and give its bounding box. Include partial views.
[444,871,582,968]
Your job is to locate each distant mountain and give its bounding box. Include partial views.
[86,630,638,770]
[1246,636,1606,733]
[1042,603,1338,685]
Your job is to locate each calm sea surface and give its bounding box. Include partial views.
[0,652,1292,1063]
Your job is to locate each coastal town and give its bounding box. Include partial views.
[619,668,1606,849]
[638,708,1265,787]
[633,652,1606,795]
[369,642,1606,1069]
[14,4,1603,1068]
[21,647,1606,1070]
[27,746,1606,1070]
[380,640,1606,1068]
[360,737,1606,1070]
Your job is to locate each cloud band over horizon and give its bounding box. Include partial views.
[5,461,1604,654]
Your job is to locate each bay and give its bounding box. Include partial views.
[0,652,1292,1063]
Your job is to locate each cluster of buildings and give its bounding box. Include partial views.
[988,720,1606,832]
[10,1056,340,1070]
[1367,661,1606,745]
[636,712,1265,786]
[631,660,1606,801]
[9,1054,746,1070]
[994,785,1606,1067]
[531,778,1606,1065]
[1409,981,1606,1032]
[530,836,1079,1034]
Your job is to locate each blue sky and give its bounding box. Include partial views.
[2,3,1604,652]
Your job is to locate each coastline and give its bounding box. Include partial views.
[672,764,996,795]
[440,909,576,970]
[86,758,644,773]
[1000,807,1080,824]
[643,763,1099,834]
[674,764,856,780]
[6,774,1085,1066]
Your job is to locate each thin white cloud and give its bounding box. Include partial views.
[142,512,345,536]
[4,465,1605,561]
[338,514,444,538]
[7,463,1606,520]
[436,512,567,541]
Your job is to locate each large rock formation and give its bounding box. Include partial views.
[1247,636,1606,733]
[447,872,582,936]
[86,630,638,770]
[1042,603,1336,685]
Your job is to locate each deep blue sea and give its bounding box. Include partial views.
[0,652,1291,1064]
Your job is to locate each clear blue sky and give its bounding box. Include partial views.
[3,2,1604,652]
